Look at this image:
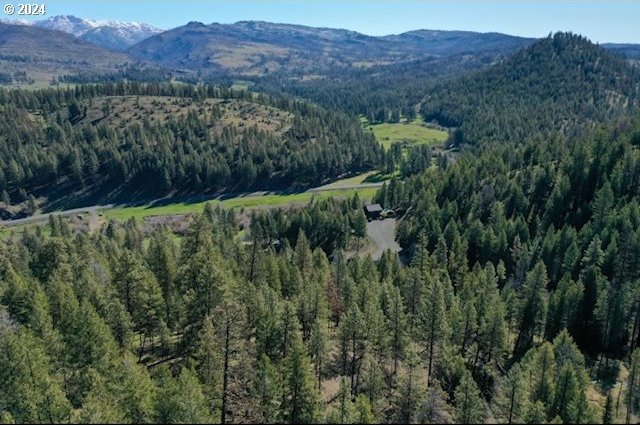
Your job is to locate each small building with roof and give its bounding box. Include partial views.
[364,203,383,220]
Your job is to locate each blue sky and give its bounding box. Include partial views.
[5,1,640,43]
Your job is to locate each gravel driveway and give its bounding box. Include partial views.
[366,218,401,260]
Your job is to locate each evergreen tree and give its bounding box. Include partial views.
[495,364,529,424]
[282,331,319,424]
[417,271,447,387]
[155,366,212,423]
[454,370,485,424]
[514,262,549,356]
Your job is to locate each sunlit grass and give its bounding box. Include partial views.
[104,187,378,222]
[362,116,449,150]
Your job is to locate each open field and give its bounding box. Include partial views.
[1,172,382,235]
[103,186,378,222]
[362,116,449,150]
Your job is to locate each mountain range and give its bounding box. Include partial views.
[0,15,639,81]
[128,21,538,74]
[3,15,161,50]
[0,21,131,83]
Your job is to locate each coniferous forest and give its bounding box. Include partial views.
[0,11,640,425]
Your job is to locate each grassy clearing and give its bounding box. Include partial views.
[104,187,378,222]
[1,177,379,237]
[362,116,449,150]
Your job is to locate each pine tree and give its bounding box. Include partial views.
[195,315,223,421]
[115,250,164,359]
[309,319,328,390]
[79,372,126,424]
[552,364,582,422]
[417,272,447,387]
[146,227,178,328]
[294,229,314,282]
[155,366,212,423]
[514,262,549,356]
[360,354,385,410]
[387,285,408,375]
[532,342,556,408]
[393,348,422,424]
[282,331,319,424]
[0,328,71,423]
[337,303,366,393]
[477,297,507,366]
[495,364,529,424]
[354,395,375,424]
[454,370,485,424]
[524,401,548,424]
[254,354,281,423]
[114,353,157,423]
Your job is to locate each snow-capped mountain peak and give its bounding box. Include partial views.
[2,15,162,50]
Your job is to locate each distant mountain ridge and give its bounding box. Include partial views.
[0,21,132,85]
[0,22,130,64]
[128,20,539,75]
[1,15,639,83]
[382,29,536,56]
[3,15,162,50]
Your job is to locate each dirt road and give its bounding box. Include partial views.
[366,218,401,260]
[1,205,114,228]
[0,181,383,228]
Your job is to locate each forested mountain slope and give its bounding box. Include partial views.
[0,83,381,209]
[420,33,640,144]
[382,29,534,56]
[0,114,639,424]
[128,21,536,76]
[0,23,132,84]
[3,18,640,425]
[376,114,640,356]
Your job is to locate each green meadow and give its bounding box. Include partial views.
[362,116,449,150]
[103,187,378,222]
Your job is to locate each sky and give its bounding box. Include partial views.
[4,1,640,44]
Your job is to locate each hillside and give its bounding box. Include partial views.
[128,21,536,75]
[420,32,640,144]
[4,15,162,51]
[382,29,534,56]
[0,23,132,84]
[0,83,382,211]
[128,21,397,75]
[3,9,640,425]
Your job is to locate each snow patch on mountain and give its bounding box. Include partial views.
[2,15,162,50]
